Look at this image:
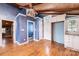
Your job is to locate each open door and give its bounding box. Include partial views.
[2,20,13,46]
[52,21,64,44]
[27,20,35,42]
[51,23,54,42]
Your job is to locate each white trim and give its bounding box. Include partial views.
[0,19,16,46]
[27,20,35,42]
[0,20,2,47]
[34,39,39,41]
[16,13,26,17]
[16,41,29,45]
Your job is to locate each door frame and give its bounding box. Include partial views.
[51,21,64,43]
[51,23,55,42]
[27,20,35,42]
[0,19,16,46]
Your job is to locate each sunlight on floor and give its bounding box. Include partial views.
[45,46,50,56]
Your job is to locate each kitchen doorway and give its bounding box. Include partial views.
[1,19,16,47]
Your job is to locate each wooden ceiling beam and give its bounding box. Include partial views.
[36,9,60,12]
[15,3,79,15]
[40,13,64,15]
[40,12,79,15]
[16,3,29,7]
[33,3,79,12]
[32,3,42,6]
[16,3,43,9]
[29,3,32,8]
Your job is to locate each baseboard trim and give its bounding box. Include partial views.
[34,39,39,41]
[16,41,29,45]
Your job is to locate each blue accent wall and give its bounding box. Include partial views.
[17,8,26,15]
[0,3,42,43]
[16,16,20,42]
[53,22,64,44]
[0,3,18,20]
[0,3,18,42]
[16,15,27,43]
[0,3,27,43]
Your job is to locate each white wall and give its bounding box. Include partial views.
[43,15,52,40]
[51,14,66,22]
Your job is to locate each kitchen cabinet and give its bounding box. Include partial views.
[64,17,79,51]
[72,36,79,51]
[64,35,73,48]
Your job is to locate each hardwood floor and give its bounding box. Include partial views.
[0,39,79,56]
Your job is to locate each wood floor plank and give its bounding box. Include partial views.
[0,39,79,56]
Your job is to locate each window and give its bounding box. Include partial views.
[67,19,77,32]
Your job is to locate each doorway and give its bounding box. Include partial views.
[27,20,35,42]
[2,20,13,46]
[51,21,64,44]
[51,23,54,42]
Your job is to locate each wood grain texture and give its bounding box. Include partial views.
[15,3,79,15]
[0,39,79,56]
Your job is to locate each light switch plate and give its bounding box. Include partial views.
[24,39,26,41]
[21,29,24,31]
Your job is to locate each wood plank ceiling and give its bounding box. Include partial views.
[16,3,79,15]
